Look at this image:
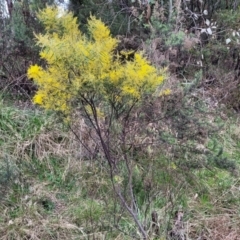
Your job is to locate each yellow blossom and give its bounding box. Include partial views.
[33,92,44,105]
[27,65,43,79]
[27,6,167,115]
[159,89,171,96]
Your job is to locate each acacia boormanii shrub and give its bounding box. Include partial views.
[27,6,167,116]
[27,6,168,239]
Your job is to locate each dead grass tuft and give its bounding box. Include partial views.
[188,213,240,240]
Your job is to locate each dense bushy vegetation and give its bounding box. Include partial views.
[1,1,240,239]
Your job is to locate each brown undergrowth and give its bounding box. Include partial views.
[0,88,240,239]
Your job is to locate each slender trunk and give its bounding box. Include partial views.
[107,0,115,17]
[5,0,13,18]
[87,100,148,239]
[168,0,173,23]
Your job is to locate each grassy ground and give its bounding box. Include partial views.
[0,94,240,240]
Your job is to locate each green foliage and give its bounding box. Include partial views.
[68,0,130,35]
[72,199,105,226]
[0,157,18,200]
[151,19,172,38]
[166,31,185,47]
[153,70,237,175]
[30,0,55,12]
[0,99,51,141]
[0,0,58,96]
[217,9,240,30]
[11,2,30,44]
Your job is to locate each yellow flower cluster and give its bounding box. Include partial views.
[159,89,171,97]
[27,6,167,114]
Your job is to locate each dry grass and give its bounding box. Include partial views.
[1,96,240,239]
[188,213,240,240]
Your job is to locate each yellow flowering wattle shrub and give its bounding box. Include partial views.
[27,8,168,235]
[27,6,166,114]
